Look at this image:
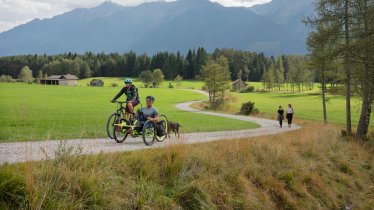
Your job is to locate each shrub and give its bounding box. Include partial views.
[111,83,118,87]
[327,86,344,95]
[169,82,174,88]
[209,98,227,111]
[0,75,15,83]
[0,168,27,208]
[174,75,183,87]
[240,86,255,93]
[240,101,257,115]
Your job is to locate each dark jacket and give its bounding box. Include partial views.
[112,85,139,102]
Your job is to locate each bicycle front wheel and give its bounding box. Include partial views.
[113,118,130,143]
[106,113,118,139]
[142,120,155,146]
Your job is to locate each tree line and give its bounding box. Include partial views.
[0,48,314,88]
[305,0,374,139]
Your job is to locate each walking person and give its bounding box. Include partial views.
[286,104,294,128]
[277,106,284,128]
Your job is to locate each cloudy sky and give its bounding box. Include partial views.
[0,0,271,32]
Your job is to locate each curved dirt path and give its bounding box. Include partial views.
[0,90,300,164]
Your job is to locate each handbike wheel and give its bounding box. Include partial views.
[113,118,130,143]
[106,113,117,139]
[142,120,155,146]
[156,115,168,142]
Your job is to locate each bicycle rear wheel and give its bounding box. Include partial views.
[155,115,168,142]
[113,118,130,143]
[142,120,155,146]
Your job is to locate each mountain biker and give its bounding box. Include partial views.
[111,78,139,114]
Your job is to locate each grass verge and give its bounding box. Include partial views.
[1,122,373,209]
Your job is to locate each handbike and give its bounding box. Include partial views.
[112,106,169,146]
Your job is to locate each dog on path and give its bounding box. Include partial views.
[168,121,182,138]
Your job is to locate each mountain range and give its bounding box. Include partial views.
[0,0,315,56]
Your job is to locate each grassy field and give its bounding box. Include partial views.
[230,92,374,127]
[0,83,257,142]
[1,122,373,209]
[79,77,319,93]
[78,77,205,89]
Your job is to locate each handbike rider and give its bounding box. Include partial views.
[135,95,162,134]
[139,96,159,123]
[111,78,140,120]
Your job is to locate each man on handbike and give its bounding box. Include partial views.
[139,96,159,123]
[111,78,140,117]
[134,96,160,134]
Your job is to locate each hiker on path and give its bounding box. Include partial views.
[277,106,284,128]
[286,104,294,128]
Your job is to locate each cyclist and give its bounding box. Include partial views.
[111,78,139,114]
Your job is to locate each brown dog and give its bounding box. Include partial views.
[168,121,182,138]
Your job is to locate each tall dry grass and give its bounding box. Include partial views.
[1,122,373,209]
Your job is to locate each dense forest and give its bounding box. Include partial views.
[0,48,315,87]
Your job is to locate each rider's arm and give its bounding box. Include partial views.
[112,87,126,102]
[148,115,159,123]
[147,109,159,122]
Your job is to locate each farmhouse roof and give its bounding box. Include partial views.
[61,74,79,80]
[232,79,247,85]
[47,75,62,80]
[45,74,79,80]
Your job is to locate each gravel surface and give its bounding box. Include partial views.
[0,91,300,165]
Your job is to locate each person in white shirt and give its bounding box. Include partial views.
[286,104,294,128]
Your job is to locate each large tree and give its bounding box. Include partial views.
[199,56,231,102]
[18,66,34,83]
[308,0,354,134]
[352,0,374,139]
[139,70,153,88]
[307,24,337,125]
[152,69,164,87]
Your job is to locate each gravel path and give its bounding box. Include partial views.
[0,91,300,165]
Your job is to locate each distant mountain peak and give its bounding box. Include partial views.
[0,0,312,56]
[93,1,125,10]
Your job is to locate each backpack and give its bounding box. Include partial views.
[130,85,139,100]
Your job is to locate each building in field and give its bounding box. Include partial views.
[232,79,248,91]
[90,79,104,87]
[40,74,78,86]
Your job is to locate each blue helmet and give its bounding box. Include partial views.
[124,78,133,84]
[146,96,155,102]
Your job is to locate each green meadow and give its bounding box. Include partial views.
[78,77,205,89]
[0,83,256,142]
[230,92,373,126]
[1,78,371,142]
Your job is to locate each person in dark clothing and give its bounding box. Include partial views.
[286,104,294,127]
[111,78,139,114]
[277,106,284,128]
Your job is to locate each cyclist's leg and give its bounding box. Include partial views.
[132,99,140,108]
[127,101,134,114]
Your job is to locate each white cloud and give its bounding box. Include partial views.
[0,0,271,32]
